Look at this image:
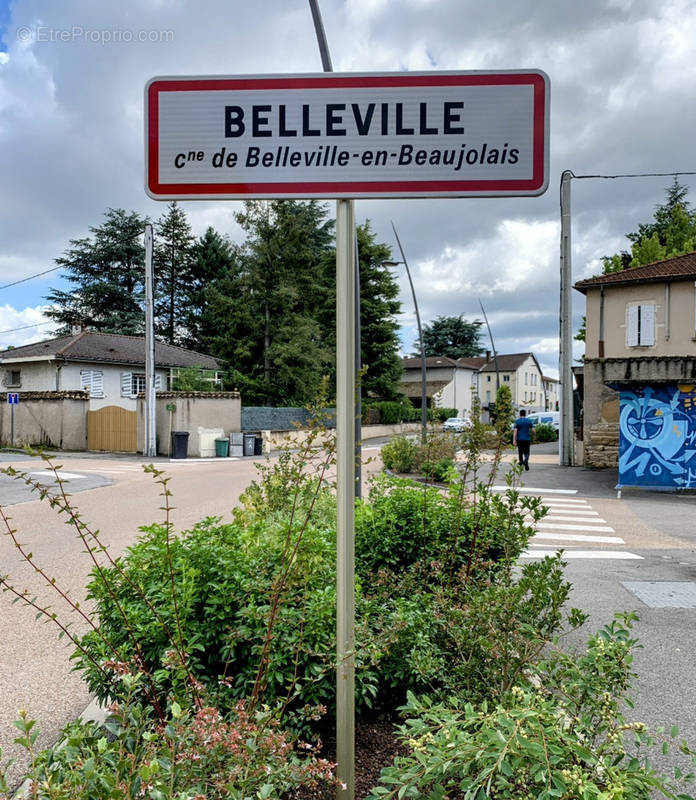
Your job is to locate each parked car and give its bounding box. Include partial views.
[442,416,472,432]
[526,411,560,431]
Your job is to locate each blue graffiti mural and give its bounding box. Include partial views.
[619,385,696,489]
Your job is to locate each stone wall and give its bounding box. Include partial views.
[0,391,88,450]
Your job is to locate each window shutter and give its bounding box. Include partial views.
[121,372,132,397]
[626,305,639,346]
[640,304,655,346]
[154,374,162,390]
[80,370,92,393]
[92,371,104,397]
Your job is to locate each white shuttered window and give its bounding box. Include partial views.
[80,370,104,398]
[626,303,655,347]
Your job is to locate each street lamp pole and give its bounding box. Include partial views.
[389,222,428,440]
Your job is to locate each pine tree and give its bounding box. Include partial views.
[154,202,195,346]
[45,209,148,334]
[415,315,483,359]
[207,200,335,405]
[184,227,238,352]
[602,179,696,273]
[356,223,403,399]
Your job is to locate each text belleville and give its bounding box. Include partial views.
[224,102,465,139]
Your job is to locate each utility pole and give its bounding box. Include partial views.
[144,224,157,457]
[559,170,574,466]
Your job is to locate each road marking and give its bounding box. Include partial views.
[532,531,624,544]
[534,521,615,533]
[520,548,643,560]
[528,514,607,523]
[29,471,87,480]
[493,486,578,494]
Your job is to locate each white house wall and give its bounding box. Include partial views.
[437,369,477,416]
[4,360,169,411]
[2,360,58,391]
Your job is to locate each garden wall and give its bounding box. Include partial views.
[0,391,88,450]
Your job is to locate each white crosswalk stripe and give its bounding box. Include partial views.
[502,487,644,561]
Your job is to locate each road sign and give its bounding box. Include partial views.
[145,71,549,200]
[7,392,19,404]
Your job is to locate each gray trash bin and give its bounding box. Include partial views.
[243,433,256,456]
[229,433,244,458]
[171,431,189,459]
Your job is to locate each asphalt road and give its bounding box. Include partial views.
[1,441,695,789]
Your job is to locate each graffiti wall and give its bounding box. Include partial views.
[619,384,696,489]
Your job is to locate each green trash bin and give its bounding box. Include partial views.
[215,438,229,458]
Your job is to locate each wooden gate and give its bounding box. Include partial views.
[87,405,137,452]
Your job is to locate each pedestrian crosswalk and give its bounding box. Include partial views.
[491,488,643,561]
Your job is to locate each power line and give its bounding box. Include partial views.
[568,170,696,180]
[0,321,54,335]
[0,266,62,291]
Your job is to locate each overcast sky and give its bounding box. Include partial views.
[1,0,695,378]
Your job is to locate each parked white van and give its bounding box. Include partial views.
[526,411,560,431]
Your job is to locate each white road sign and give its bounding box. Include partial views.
[145,71,549,199]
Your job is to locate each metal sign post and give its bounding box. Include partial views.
[7,392,19,446]
[144,224,157,457]
[335,198,356,800]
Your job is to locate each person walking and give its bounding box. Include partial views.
[513,408,534,470]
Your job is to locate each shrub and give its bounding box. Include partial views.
[421,458,456,483]
[432,407,458,422]
[535,421,558,442]
[413,430,458,471]
[380,434,417,472]
[370,400,403,424]
[370,614,695,800]
[6,699,337,800]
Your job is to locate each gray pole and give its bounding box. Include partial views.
[335,198,356,800]
[307,0,361,498]
[479,298,501,397]
[559,170,574,466]
[392,223,427,439]
[144,224,157,457]
[307,3,355,797]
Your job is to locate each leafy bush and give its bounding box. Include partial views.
[6,698,336,800]
[370,614,696,800]
[535,421,558,442]
[370,400,403,424]
[432,407,458,422]
[413,430,458,472]
[380,434,417,472]
[421,458,456,483]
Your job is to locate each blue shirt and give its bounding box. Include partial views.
[514,417,534,441]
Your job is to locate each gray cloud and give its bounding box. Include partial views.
[0,0,694,369]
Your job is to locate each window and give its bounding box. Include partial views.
[626,303,655,347]
[503,374,510,382]
[80,369,104,398]
[132,373,146,394]
[524,373,528,385]
[486,375,491,382]
[486,390,491,402]
[524,391,528,401]
[121,372,161,396]
[4,369,21,387]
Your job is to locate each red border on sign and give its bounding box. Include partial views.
[146,72,548,198]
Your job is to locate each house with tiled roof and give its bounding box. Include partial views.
[0,331,220,410]
[0,332,235,454]
[400,351,557,419]
[574,251,696,487]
